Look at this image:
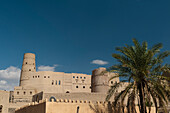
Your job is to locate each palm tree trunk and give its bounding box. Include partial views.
[138,83,146,113]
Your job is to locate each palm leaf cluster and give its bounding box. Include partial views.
[89,102,117,113]
[106,39,170,113]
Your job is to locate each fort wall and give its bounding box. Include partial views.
[20,53,36,86]
[15,99,156,113]
[33,92,116,103]
[92,67,120,93]
[0,53,131,113]
[0,90,9,113]
[19,53,91,94]
[15,99,108,113]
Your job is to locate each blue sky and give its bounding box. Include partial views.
[0,0,170,90]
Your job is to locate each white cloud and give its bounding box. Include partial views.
[0,80,7,85]
[0,82,16,91]
[0,66,21,79]
[0,64,59,91]
[37,64,58,72]
[91,59,108,65]
[0,66,20,91]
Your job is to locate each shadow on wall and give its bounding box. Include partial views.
[89,102,125,113]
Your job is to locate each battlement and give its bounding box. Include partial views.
[15,98,109,112]
[48,98,108,104]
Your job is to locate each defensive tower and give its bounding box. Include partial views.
[19,53,36,86]
[91,67,109,93]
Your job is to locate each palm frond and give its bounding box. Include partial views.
[151,43,163,54]
[113,83,134,106]
[107,39,169,113]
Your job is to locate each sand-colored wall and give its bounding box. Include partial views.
[13,86,36,103]
[0,90,30,113]
[92,68,120,94]
[19,53,92,94]
[20,53,36,86]
[46,101,94,113]
[32,92,116,103]
[15,100,157,113]
[20,70,91,94]
[15,100,105,113]
[0,90,9,113]
[15,102,45,113]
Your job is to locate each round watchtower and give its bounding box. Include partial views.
[91,67,109,94]
[19,53,36,86]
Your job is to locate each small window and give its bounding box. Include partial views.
[80,77,82,79]
[76,86,78,88]
[48,76,50,78]
[35,76,37,78]
[33,63,34,65]
[38,75,40,78]
[111,81,113,84]
[83,86,85,88]
[77,106,80,113]
[73,76,75,78]
[29,69,31,71]
[49,97,56,102]
[52,80,54,85]
[77,76,79,79]
[44,76,46,78]
[84,77,86,79]
[34,67,35,69]
[17,91,19,95]
[59,80,61,85]
[56,80,57,85]
[26,62,27,64]
[66,91,70,93]
[23,91,26,95]
[30,91,32,95]
[33,76,34,78]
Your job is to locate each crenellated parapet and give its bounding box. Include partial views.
[15,98,110,112]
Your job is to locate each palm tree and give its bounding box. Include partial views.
[106,39,170,113]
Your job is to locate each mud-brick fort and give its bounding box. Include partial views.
[0,53,123,113]
[0,53,162,113]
